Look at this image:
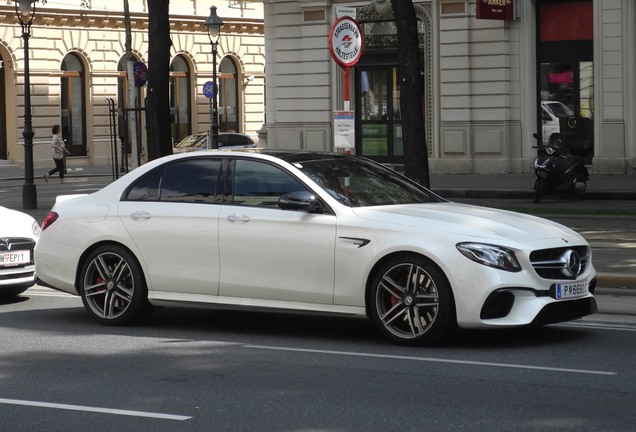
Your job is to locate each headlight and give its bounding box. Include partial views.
[456,243,521,272]
[32,220,41,237]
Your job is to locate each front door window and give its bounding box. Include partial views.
[356,66,402,162]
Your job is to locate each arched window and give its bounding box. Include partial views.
[61,53,87,156]
[219,57,238,132]
[170,55,191,144]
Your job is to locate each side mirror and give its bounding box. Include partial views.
[278,191,324,214]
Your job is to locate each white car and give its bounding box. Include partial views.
[35,150,597,345]
[173,133,256,153]
[0,206,40,297]
[541,101,575,147]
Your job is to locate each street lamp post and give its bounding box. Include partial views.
[205,6,223,150]
[14,0,38,210]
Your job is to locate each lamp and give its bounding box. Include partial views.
[243,75,254,88]
[205,6,223,150]
[14,0,38,210]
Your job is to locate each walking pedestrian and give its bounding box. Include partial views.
[44,125,69,183]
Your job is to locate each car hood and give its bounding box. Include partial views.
[0,206,39,238]
[351,202,581,243]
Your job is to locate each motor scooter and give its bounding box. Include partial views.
[532,133,590,203]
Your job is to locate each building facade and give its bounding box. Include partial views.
[0,0,265,169]
[263,0,636,175]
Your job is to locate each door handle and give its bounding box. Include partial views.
[130,211,152,220]
[227,214,250,222]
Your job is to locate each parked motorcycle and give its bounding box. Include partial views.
[532,133,590,203]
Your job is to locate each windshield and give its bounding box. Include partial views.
[175,135,207,150]
[289,155,445,207]
[545,102,573,118]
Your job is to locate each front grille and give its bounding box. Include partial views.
[0,271,34,281]
[0,237,36,267]
[531,297,598,325]
[530,246,589,280]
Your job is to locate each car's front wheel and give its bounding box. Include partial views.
[79,244,151,325]
[369,254,455,345]
[534,177,547,203]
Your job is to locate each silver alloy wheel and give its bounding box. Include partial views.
[82,251,135,320]
[375,262,440,340]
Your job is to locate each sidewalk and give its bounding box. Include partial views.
[2,162,636,291]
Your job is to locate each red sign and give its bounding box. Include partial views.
[328,17,363,68]
[476,0,515,21]
[540,1,593,42]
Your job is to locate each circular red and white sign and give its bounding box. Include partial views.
[329,17,364,68]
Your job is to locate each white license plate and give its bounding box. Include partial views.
[555,281,589,299]
[0,250,31,267]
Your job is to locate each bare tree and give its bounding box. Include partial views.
[391,0,430,187]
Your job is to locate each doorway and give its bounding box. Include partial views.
[355,65,403,164]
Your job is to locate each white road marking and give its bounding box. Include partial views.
[0,398,191,421]
[25,287,76,298]
[556,322,636,332]
[245,345,617,376]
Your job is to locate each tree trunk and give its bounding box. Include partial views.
[391,0,430,188]
[146,0,173,160]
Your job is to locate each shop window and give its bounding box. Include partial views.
[537,0,593,161]
[61,53,87,156]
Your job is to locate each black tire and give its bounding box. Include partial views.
[369,254,455,346]
[79,244,151,325]
[534,178,547,203]
[575,178,586,200]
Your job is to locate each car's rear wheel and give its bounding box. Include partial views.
[79,244,151,325]
[369,254,455,346]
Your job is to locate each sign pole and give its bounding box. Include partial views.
[329,16,364,152]
[343,66,351,111]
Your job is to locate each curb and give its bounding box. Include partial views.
[435,189,636,201]
[597,273,636,291]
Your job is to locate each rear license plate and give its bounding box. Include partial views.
[0,250,31,267]
[555,281,589,299]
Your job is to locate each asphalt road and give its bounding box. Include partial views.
[3,171,635,430]
[1,287,636,431]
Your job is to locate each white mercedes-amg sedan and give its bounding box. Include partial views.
[35,150,597,345]
[0,206,40,298]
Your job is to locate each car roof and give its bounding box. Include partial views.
[197,148,350,162]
